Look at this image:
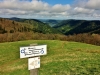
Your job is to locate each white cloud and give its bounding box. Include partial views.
[0,0,49,11]
[51,4,71,13]
[93,13,100,17]
[69,0,100,20]
[86,0,100,10]
[0,0,71,19]
[0,0,100,19]
[74,7,94,14]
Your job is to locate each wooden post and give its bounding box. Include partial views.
[30,69,38,75]
[30,43,38,75]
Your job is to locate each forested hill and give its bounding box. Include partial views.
[9,17,60,34]
[0,18,60,34]
[0,18,33,33]
[39,19,62,27]
[54,19,100,34]
[0,17,100,35]
[0,18,100,45]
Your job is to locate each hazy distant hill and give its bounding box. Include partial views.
[0,17,60,34]
[54,19,100,34]
[39,19,62,27]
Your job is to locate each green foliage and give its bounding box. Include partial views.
[9,18,60,34]
[40,19,62,27]
[54,19,100,34]
[54,20,85,34]
[0,18,100,46]
[0,40,100,75]
[0,18,60,34]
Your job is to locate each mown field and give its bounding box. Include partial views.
[0,40,100,75]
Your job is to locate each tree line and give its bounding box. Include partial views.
[0,32,100,46]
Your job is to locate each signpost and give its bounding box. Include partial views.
[20,44,47,75]
[20,45,47,58]
[28,57,40,70]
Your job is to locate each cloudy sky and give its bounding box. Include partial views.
[0,0,100,20]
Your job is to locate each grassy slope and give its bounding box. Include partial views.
[0,40,100,75]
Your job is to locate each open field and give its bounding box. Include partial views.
[0,40,100,75]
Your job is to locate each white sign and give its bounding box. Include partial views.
[20,45,47,58]
[28,57,40,70]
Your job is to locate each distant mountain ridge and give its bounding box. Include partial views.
[0,17,100,35]
[0,17,60,34]
[9,17,43,23]
[54,19,100,34]
[39,19,62,27]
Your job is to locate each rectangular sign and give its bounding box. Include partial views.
[28,57,40,70]
[20,45,47,58]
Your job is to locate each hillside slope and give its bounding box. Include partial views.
[0,18,60,34]
[54,20,85,33]
[0,40,100,75]
[0,18,33,33]
[9,17,60,34]
[66,20,100,34]
[54,20,100,34]
[39,19,62,27]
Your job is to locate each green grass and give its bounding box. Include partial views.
[0,40,100,75]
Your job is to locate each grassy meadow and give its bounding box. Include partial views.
[0,40,100,75]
